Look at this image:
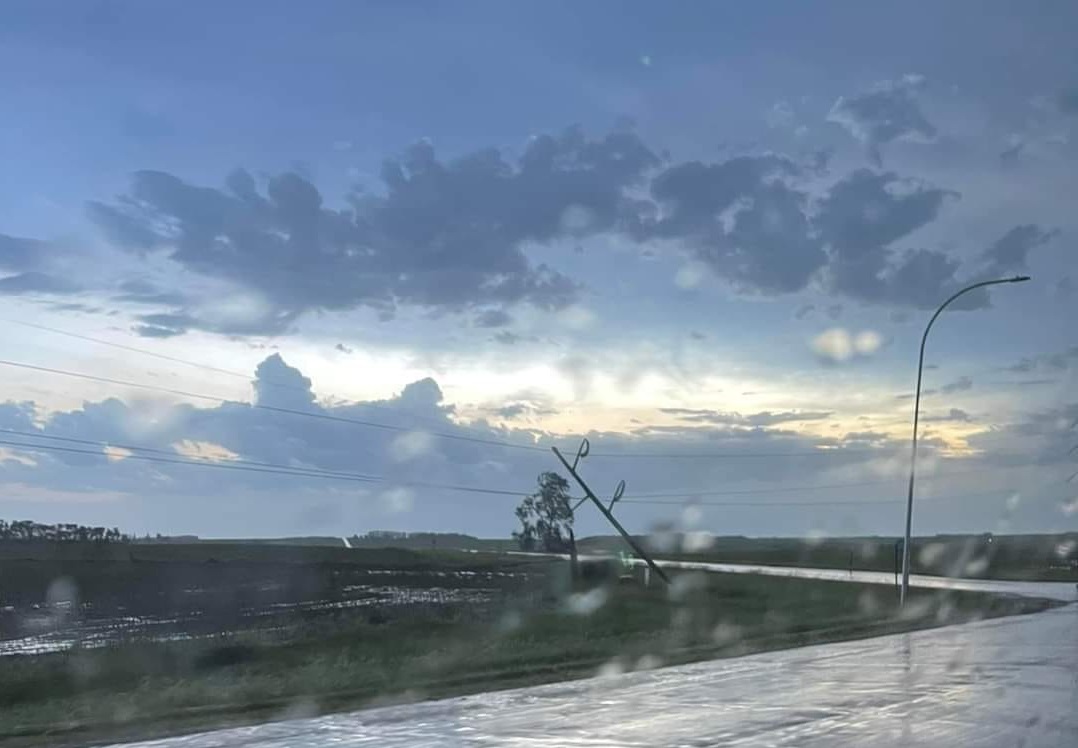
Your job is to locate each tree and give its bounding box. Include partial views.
[513,472,577,556]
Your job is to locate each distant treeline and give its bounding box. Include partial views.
[348,531,514,551]
[0,519,130,543]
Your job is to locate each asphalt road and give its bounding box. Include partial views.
[110,579,1077,748]
[644,558,1078,602]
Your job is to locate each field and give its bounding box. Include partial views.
[576,532,1078,582]
[149,532,1078,582]
[0,540,1062,746]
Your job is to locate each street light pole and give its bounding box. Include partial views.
[900,275,1030,606]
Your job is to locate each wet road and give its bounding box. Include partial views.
[114,600,1078,747]
[643,558,1078,601]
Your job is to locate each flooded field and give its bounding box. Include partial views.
[0,552,554,658]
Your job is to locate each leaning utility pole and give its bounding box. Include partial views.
[552,440,670,586]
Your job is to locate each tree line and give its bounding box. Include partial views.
[0,519,130,543]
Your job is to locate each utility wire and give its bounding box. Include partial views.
[0,432,1040,508]
[0,358,550,453]
[626,464,1017,499]
[5,319,461,432]
[2,427,1003,500]
[0,438,526,498]
[0,358,936,462]
[0,428,382,482]
[620,487,1022,508]
[0,437,382,485]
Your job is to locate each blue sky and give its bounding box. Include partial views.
[1,1,1075,539]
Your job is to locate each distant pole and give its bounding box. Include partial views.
[900,275,1030,606]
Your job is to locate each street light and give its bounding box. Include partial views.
[899,275,1031,606]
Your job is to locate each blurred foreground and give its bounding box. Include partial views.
[0,541,1061,746]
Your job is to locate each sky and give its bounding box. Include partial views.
[1,1,1076,540]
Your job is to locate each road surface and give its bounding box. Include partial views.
[643,558,1078,601]
[110,583,1077,747]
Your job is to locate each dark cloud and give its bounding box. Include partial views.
[89,128,658,332]
[335,343,353,354]
[817,169,941,254]
[640,155,826,294]
[828,74,936,166]
[979,224,1058,275]
[689,330,707,340]
[0,126,1039,327]
[473,309,514,328]
[923,407,972,423]
[826,304,843,320]
[794,304,815,320]
[815,169,965,308]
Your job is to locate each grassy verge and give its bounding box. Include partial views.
[0,568,1059,747]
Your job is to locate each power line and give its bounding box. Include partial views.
[6,424,1014,502]
[0,430,1040,509]
[0,358,550,453]
[0,428,382,482]
[0,357,939,463]
[5,319,462,432]
[626,465,1015,499]
[0,437,382,485]
[0,438,526,498]
[620,487,1021,508]
[585,445,901,459]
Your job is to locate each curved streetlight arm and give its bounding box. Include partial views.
[899,275,1029,606]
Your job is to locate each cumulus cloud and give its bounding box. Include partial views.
[1,124,1048,327]
[0,353,1056,536]
[88,127,659,334]
[828,74,936,166]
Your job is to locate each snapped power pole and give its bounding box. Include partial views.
[553,439,670,586]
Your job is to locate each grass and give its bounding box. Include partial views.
[0,563,1060,748]
[623,534,1078,582]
